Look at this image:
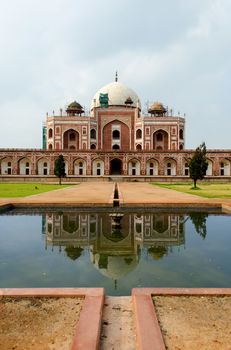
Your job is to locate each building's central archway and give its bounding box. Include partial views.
[110,158,122,175]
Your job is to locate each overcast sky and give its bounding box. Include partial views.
[0,0,230,149]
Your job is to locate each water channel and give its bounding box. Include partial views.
[0,208,231,295]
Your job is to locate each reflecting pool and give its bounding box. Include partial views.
[0,208,231,295]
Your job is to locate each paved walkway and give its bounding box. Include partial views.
[0,182,231,209]
[100,297,135,350]
[118,182,210,205]
[0,182,114,206]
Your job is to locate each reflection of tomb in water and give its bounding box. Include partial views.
[141,214,185,245]
[44,212,185,277]
[46,213,98,248]
[140,214,185,260]
[91,213,140,279]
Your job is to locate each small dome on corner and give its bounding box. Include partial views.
[66,101,84,115]
[148,102,166,115]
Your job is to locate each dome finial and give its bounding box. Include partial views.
[115,71,118,82]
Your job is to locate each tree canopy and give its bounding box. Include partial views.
[189,142,208,188]
[54,154,66,185]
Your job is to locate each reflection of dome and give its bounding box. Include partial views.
[65,246,83,260]
[90,252,138,279]
[148,245,168,260]
[91,82,141,110]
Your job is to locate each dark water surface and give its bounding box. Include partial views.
[0,208,231,295]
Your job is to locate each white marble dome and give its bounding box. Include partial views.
[90,81,141,110]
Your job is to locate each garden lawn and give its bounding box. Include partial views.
[0,184,72,198]
[153,182,231,198]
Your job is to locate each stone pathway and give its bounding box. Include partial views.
[100,297,136,350]
[0,182,114,206]
[118,182,210,205]
[1,181,229,208]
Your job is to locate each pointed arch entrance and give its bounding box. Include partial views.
[110,158,122,175]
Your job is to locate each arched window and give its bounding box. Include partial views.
[156,146,163,150]
[130,160,140,176]
[48,144,53,150]
[91,144,96,149]
[43,161,48,175]
[179,129,184,139]
[74,160,86,176]
[93,160,104,176]
[157,133,163,141]
[70,145,75,149]
[48,128,53,138]
[90,129,96,139]
[153,130,168,151]
[70,132,76,141]
[96,162,101,175]
[136,144,142,150]
[63,129,79,150]
[112,130,120,139]
[165,160,176,176]
[128,160,141,176]
[220,161,230,176]
[184,162,189,176]
[167,163,171,176]
[220,162,225,176]
[25,162,30,175]
[147,160,158,176]
[7,161,12,175]
[136,129,142,139]
[112,144,120,150]
[78,161,84,175]
[179,144,183,150]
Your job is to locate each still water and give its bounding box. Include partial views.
[0,208,231,295]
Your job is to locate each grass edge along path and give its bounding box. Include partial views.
[152,182,231,198]
[0,184,73,198]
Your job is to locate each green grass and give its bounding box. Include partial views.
[0,184,71,198]
[152,182,231,198]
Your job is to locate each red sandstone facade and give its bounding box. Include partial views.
[0,80,230,180]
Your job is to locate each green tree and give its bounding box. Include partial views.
[189,142,208,188]
[54,155,66,185]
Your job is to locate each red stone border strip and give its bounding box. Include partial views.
[133,293,165,350]
[0,288,104,350]
[132,288,231,350]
